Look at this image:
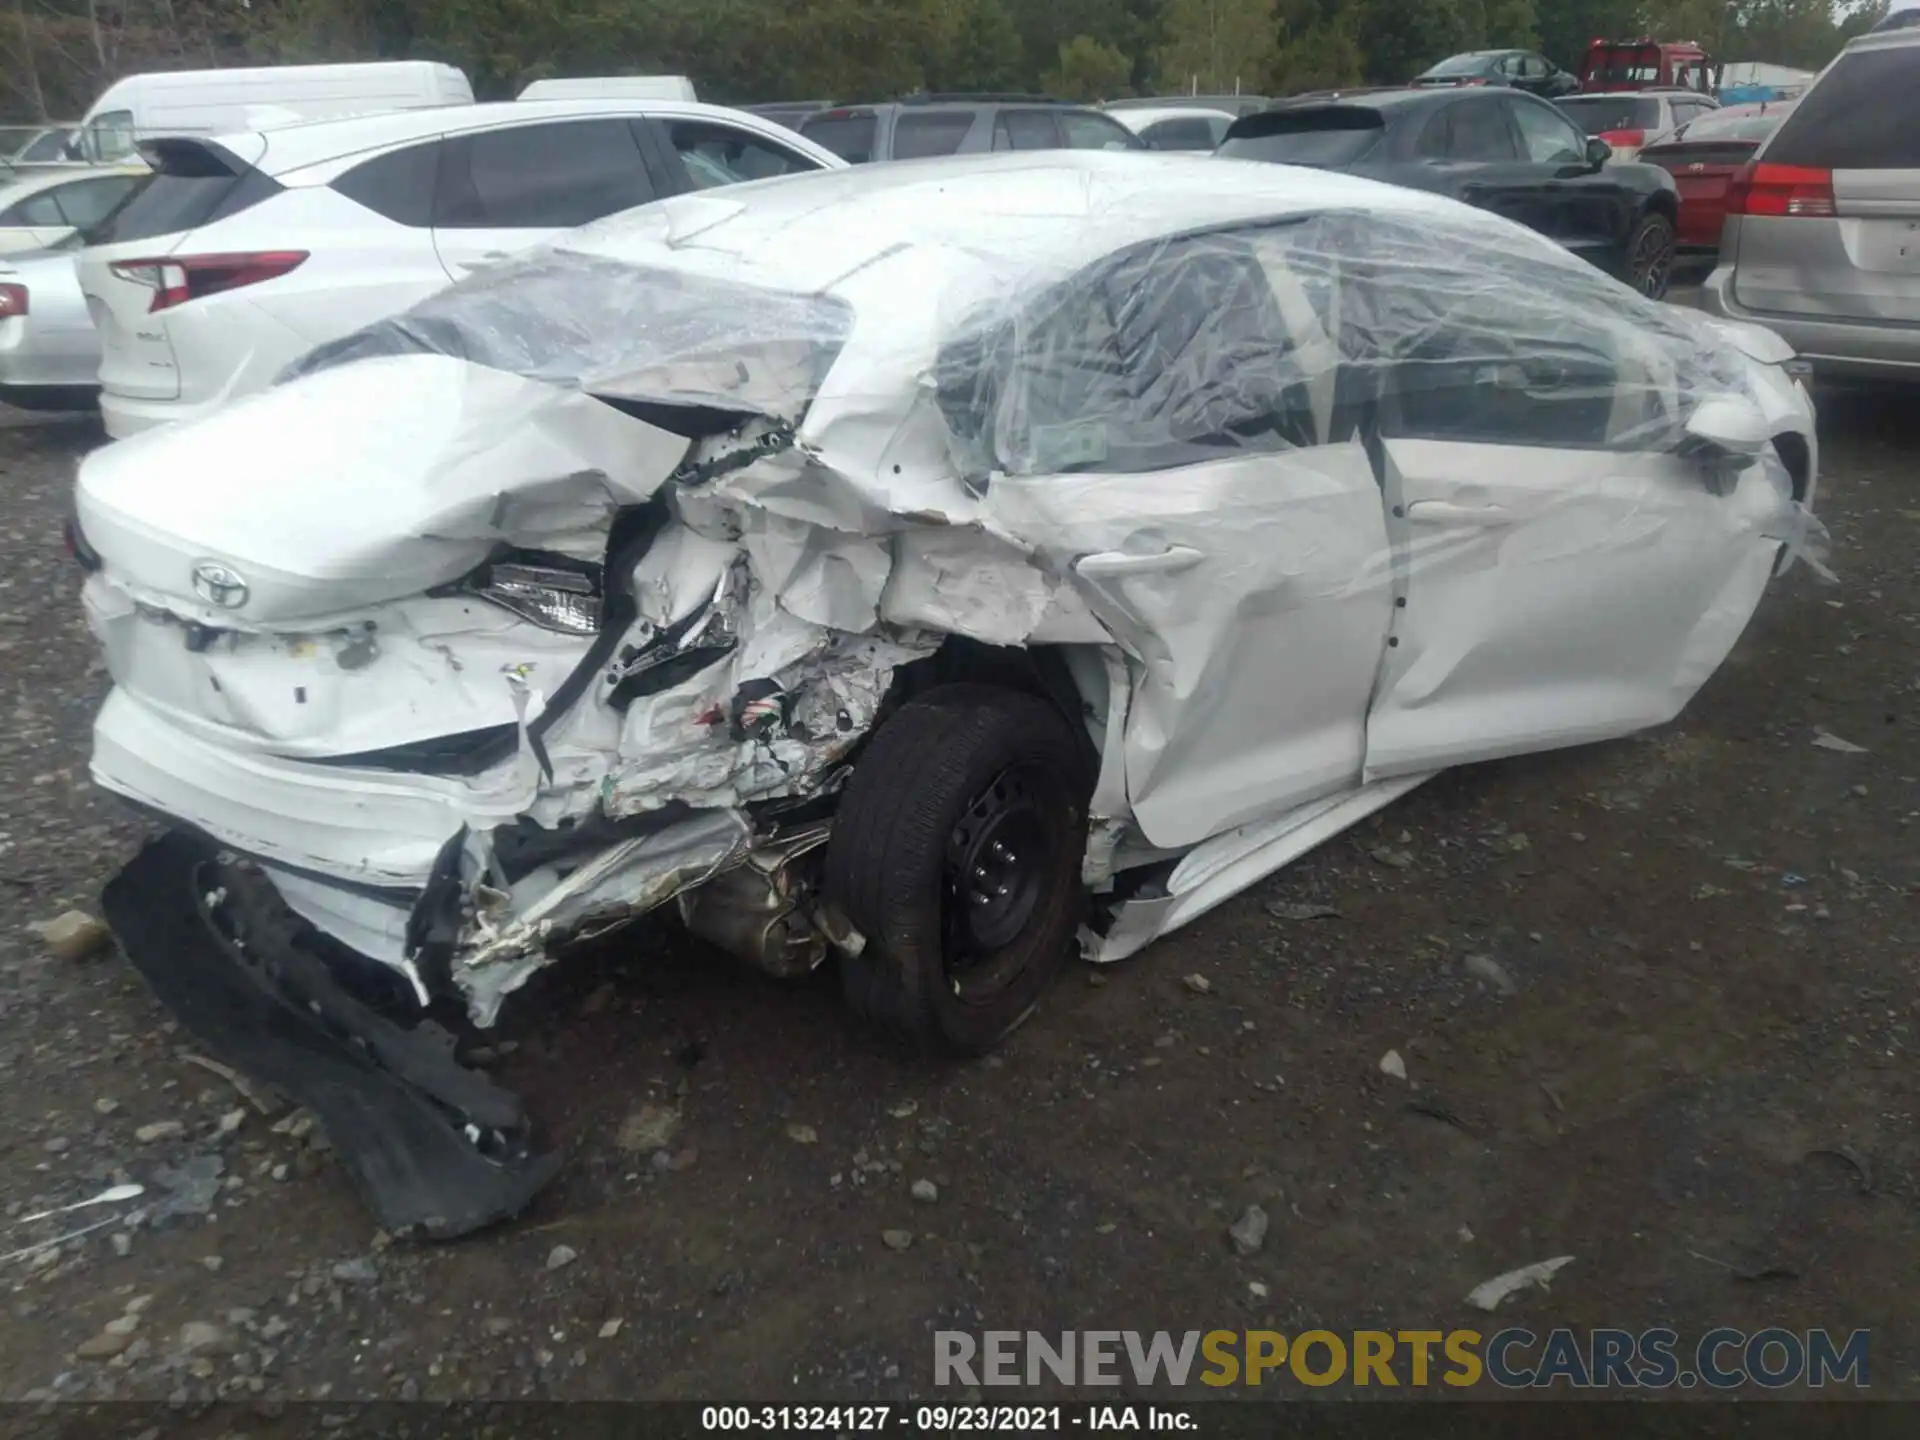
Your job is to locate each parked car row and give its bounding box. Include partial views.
[1,96,841,424]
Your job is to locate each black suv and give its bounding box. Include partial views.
[798,94,1145,163]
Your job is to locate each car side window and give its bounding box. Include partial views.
[1060,111,1143,150]
[436,120,652,229]
[333,141,443,227]
[892,111,976,159]
[1521,55,1549,80]
[1141,116,1220,151]
[1437,98,1520,161]
[968,228,1319,475]
[86,110,135,163]
[49,175,138,228]
[1510,101,1586,165]
[993,110,1062,151]
[0,192,64,226]
[662,121,819,189]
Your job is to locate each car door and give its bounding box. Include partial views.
[641,115,829,192]
[1509,95,1622,259]
[0,188,73,253]
[1356,265,1785,777]
[976,225,1394,848]
[431,118,655,281]
[1419,96,1553,234]
[992,109,1064,151]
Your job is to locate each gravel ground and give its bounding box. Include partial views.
[0,386,1914,1405]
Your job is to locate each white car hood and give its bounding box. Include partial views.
[76,353,690,625]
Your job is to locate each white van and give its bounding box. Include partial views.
[75,62,473,162]
[517,76,697,102]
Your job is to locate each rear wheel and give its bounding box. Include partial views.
[1627,210,1676,300]
[826,683,1092,1054]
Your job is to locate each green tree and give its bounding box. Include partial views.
[1155,0,1278,94]
[1353,0,1473,83]
[924,0,1026,92]
[1043,31,1132,98]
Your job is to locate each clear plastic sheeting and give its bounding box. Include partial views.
[81,152,1827,1025]
[280,253,854,424]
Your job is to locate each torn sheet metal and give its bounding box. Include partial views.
[82,152,1825,1045]
[456,808,752,1024]
[77,354,690,625]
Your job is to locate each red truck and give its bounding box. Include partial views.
[1578,38,1719,94]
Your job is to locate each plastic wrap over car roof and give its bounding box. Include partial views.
[281,251,855,422]
[284,154,1764,482]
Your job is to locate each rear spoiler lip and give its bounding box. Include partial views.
[134,134,262,178]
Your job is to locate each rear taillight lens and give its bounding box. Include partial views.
[1726,162,1835,218]
[1599,128,1646,149]
[469,554,602,636]
[108,251,309,313]
[0,282,25,318]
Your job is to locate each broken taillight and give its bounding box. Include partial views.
[108,251,309,313]
[467,553,603,636]
[0,282,26,318]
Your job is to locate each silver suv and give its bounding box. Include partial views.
[1704,27,1920,379]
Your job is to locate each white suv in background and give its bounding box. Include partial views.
[76,100,843,437]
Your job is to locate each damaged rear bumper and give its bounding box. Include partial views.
[101,831,561,1238]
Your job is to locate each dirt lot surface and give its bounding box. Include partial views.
[0,382,1914,1408]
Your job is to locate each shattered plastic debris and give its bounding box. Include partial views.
[1265,901,1342,921]
[1466,1255,1576,1311]
[1811,730,1868,754]
[9,1184,144,1228]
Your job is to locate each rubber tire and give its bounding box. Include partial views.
[1627,210,1676,301]
[826,683,1092,1055]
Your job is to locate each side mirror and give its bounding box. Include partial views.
[1684,396,1769,456]
[1586,136,1612,168]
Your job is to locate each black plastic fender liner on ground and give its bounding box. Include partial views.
[101,831,562,1239]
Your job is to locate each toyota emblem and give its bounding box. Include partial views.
[191,561,250,609]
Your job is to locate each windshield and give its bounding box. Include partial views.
[1556,96,1662,134]
[1424,54,1493,77]
[18,129,75,163]
[1218,112,1383,167]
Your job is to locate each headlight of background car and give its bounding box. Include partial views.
[467,553,602,635]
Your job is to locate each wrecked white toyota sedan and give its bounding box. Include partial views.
[76,151,1822,1235]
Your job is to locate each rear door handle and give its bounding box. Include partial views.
[1403,500,1512,525]
[1076,545,1205,578]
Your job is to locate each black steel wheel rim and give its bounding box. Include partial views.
[942,763,1060,1002]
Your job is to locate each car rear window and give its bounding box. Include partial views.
[1555,96,1662,134]
[1218,110,1383,167]
[1425,54,1491,77]
[891,111,974,159]
[1142,116,1222,151]
[798,110,877,163]
[85,139,282,245]
[1766,44,1920,168]
[1663,105,1791,146]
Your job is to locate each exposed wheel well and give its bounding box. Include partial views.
[1772,430,1812,502]
[887,637,1101,776]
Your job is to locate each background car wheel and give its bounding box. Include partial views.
[1628,211,1676,300]
[826,683,1092,1055]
